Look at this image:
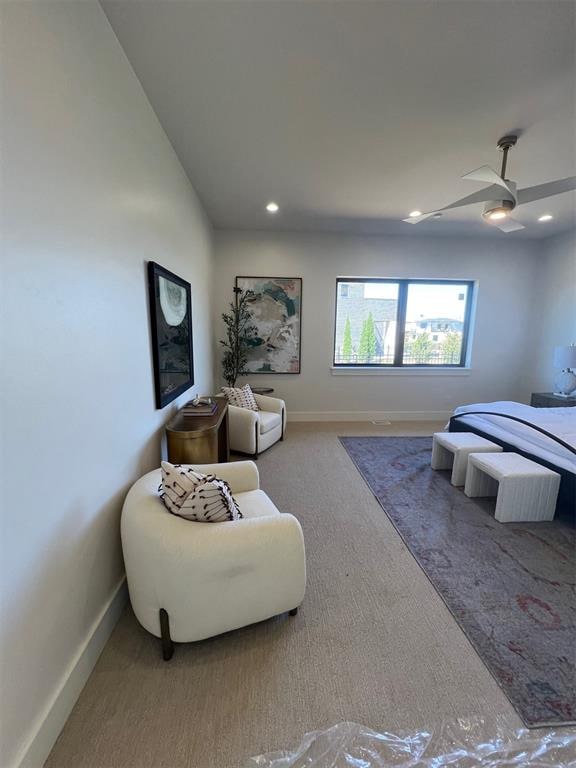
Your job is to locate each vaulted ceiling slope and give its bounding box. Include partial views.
[102,0,575,238]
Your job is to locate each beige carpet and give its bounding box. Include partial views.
[45,421,522,768]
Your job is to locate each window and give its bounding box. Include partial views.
[333,278,474,368]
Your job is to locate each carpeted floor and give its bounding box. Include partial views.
[340,436,576,728]
[46,421,531,768]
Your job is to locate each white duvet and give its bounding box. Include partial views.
[452,401,576,474]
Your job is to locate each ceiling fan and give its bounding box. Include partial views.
[403,135,576,233]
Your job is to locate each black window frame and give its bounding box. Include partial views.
[333,277,475,368]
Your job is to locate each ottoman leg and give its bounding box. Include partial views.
[464,462,498,498]
[431,439,453,471]
[496,475,560,523]
[451,451,470,486]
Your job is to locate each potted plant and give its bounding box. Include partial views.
[220,287,257,387]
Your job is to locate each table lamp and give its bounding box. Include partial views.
[553,344,576,396]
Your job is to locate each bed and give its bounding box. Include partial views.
[449,401,576,518]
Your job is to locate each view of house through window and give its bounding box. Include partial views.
[334,279,473,367]
[403,282,470,365]
[335,281,399,365]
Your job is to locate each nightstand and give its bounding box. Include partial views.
[530,392,576,408]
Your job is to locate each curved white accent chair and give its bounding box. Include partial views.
[121,461,306,660]
[228,393,286,458]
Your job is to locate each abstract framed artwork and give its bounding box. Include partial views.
[235,276,302,374]
[148,261,194,408]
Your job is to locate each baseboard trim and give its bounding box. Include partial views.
[288,410,452,423]
[14,577,128,768]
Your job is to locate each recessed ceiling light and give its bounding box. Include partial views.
[409,210,422,217]
[538,214,553,222]
[266,202,279,214]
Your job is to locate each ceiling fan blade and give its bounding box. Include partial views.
[403,184,503,223]
[517,176,576,205]
[462,165,516,200]
[492,217,525,233]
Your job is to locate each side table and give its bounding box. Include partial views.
[250,386,274,395]
[530,392,576,408]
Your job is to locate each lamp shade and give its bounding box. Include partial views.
[553,345,576,369]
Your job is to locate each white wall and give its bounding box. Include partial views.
[528,229,576,392]
[0,3,213,766]
[214,231,539,418]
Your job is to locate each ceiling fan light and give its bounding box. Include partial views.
[482,199,515,223]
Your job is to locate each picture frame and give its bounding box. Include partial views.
[235,276,302,374]
[148,261,194,408]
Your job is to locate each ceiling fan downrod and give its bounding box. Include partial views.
[497,134,517,180]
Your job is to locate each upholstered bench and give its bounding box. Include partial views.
[431,432,502,486]
[464,452,561,523]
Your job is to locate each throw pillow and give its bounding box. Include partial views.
[221,384,259,411]
[159,462,242,522]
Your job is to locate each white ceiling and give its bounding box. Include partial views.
[102,0,576,238]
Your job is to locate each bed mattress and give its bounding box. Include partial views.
[451,401,576,475]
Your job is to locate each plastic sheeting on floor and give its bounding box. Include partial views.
[246,718,576,767]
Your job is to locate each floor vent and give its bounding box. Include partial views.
[371,420,392,425]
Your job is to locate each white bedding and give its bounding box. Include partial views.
[452,401,576,474]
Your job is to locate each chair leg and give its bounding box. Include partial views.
[289,607,298,616]
[159,608,174,661]
[280,408,285,441]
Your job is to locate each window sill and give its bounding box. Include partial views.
[331,367,471,376]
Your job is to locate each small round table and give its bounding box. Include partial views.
[250,386,274,395]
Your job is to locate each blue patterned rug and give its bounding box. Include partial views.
[339,436,576,728]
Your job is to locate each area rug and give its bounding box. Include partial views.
[339,436,576,728]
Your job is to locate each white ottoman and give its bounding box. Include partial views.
[431,432,503,486]
[464,452,561,523]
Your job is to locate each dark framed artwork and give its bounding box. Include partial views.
[148,261,194,408]
[235,276,302,374]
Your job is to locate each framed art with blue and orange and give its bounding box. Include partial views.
[235,276,302,374]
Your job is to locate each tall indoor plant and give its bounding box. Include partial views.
[220,287,257,387]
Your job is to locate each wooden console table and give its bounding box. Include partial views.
[166,398,229,464]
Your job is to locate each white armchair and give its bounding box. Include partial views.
[121,461,305,660]
[228,393,286,458]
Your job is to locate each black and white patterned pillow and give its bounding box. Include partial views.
[159,462,242,522]
[221,384,259,411]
